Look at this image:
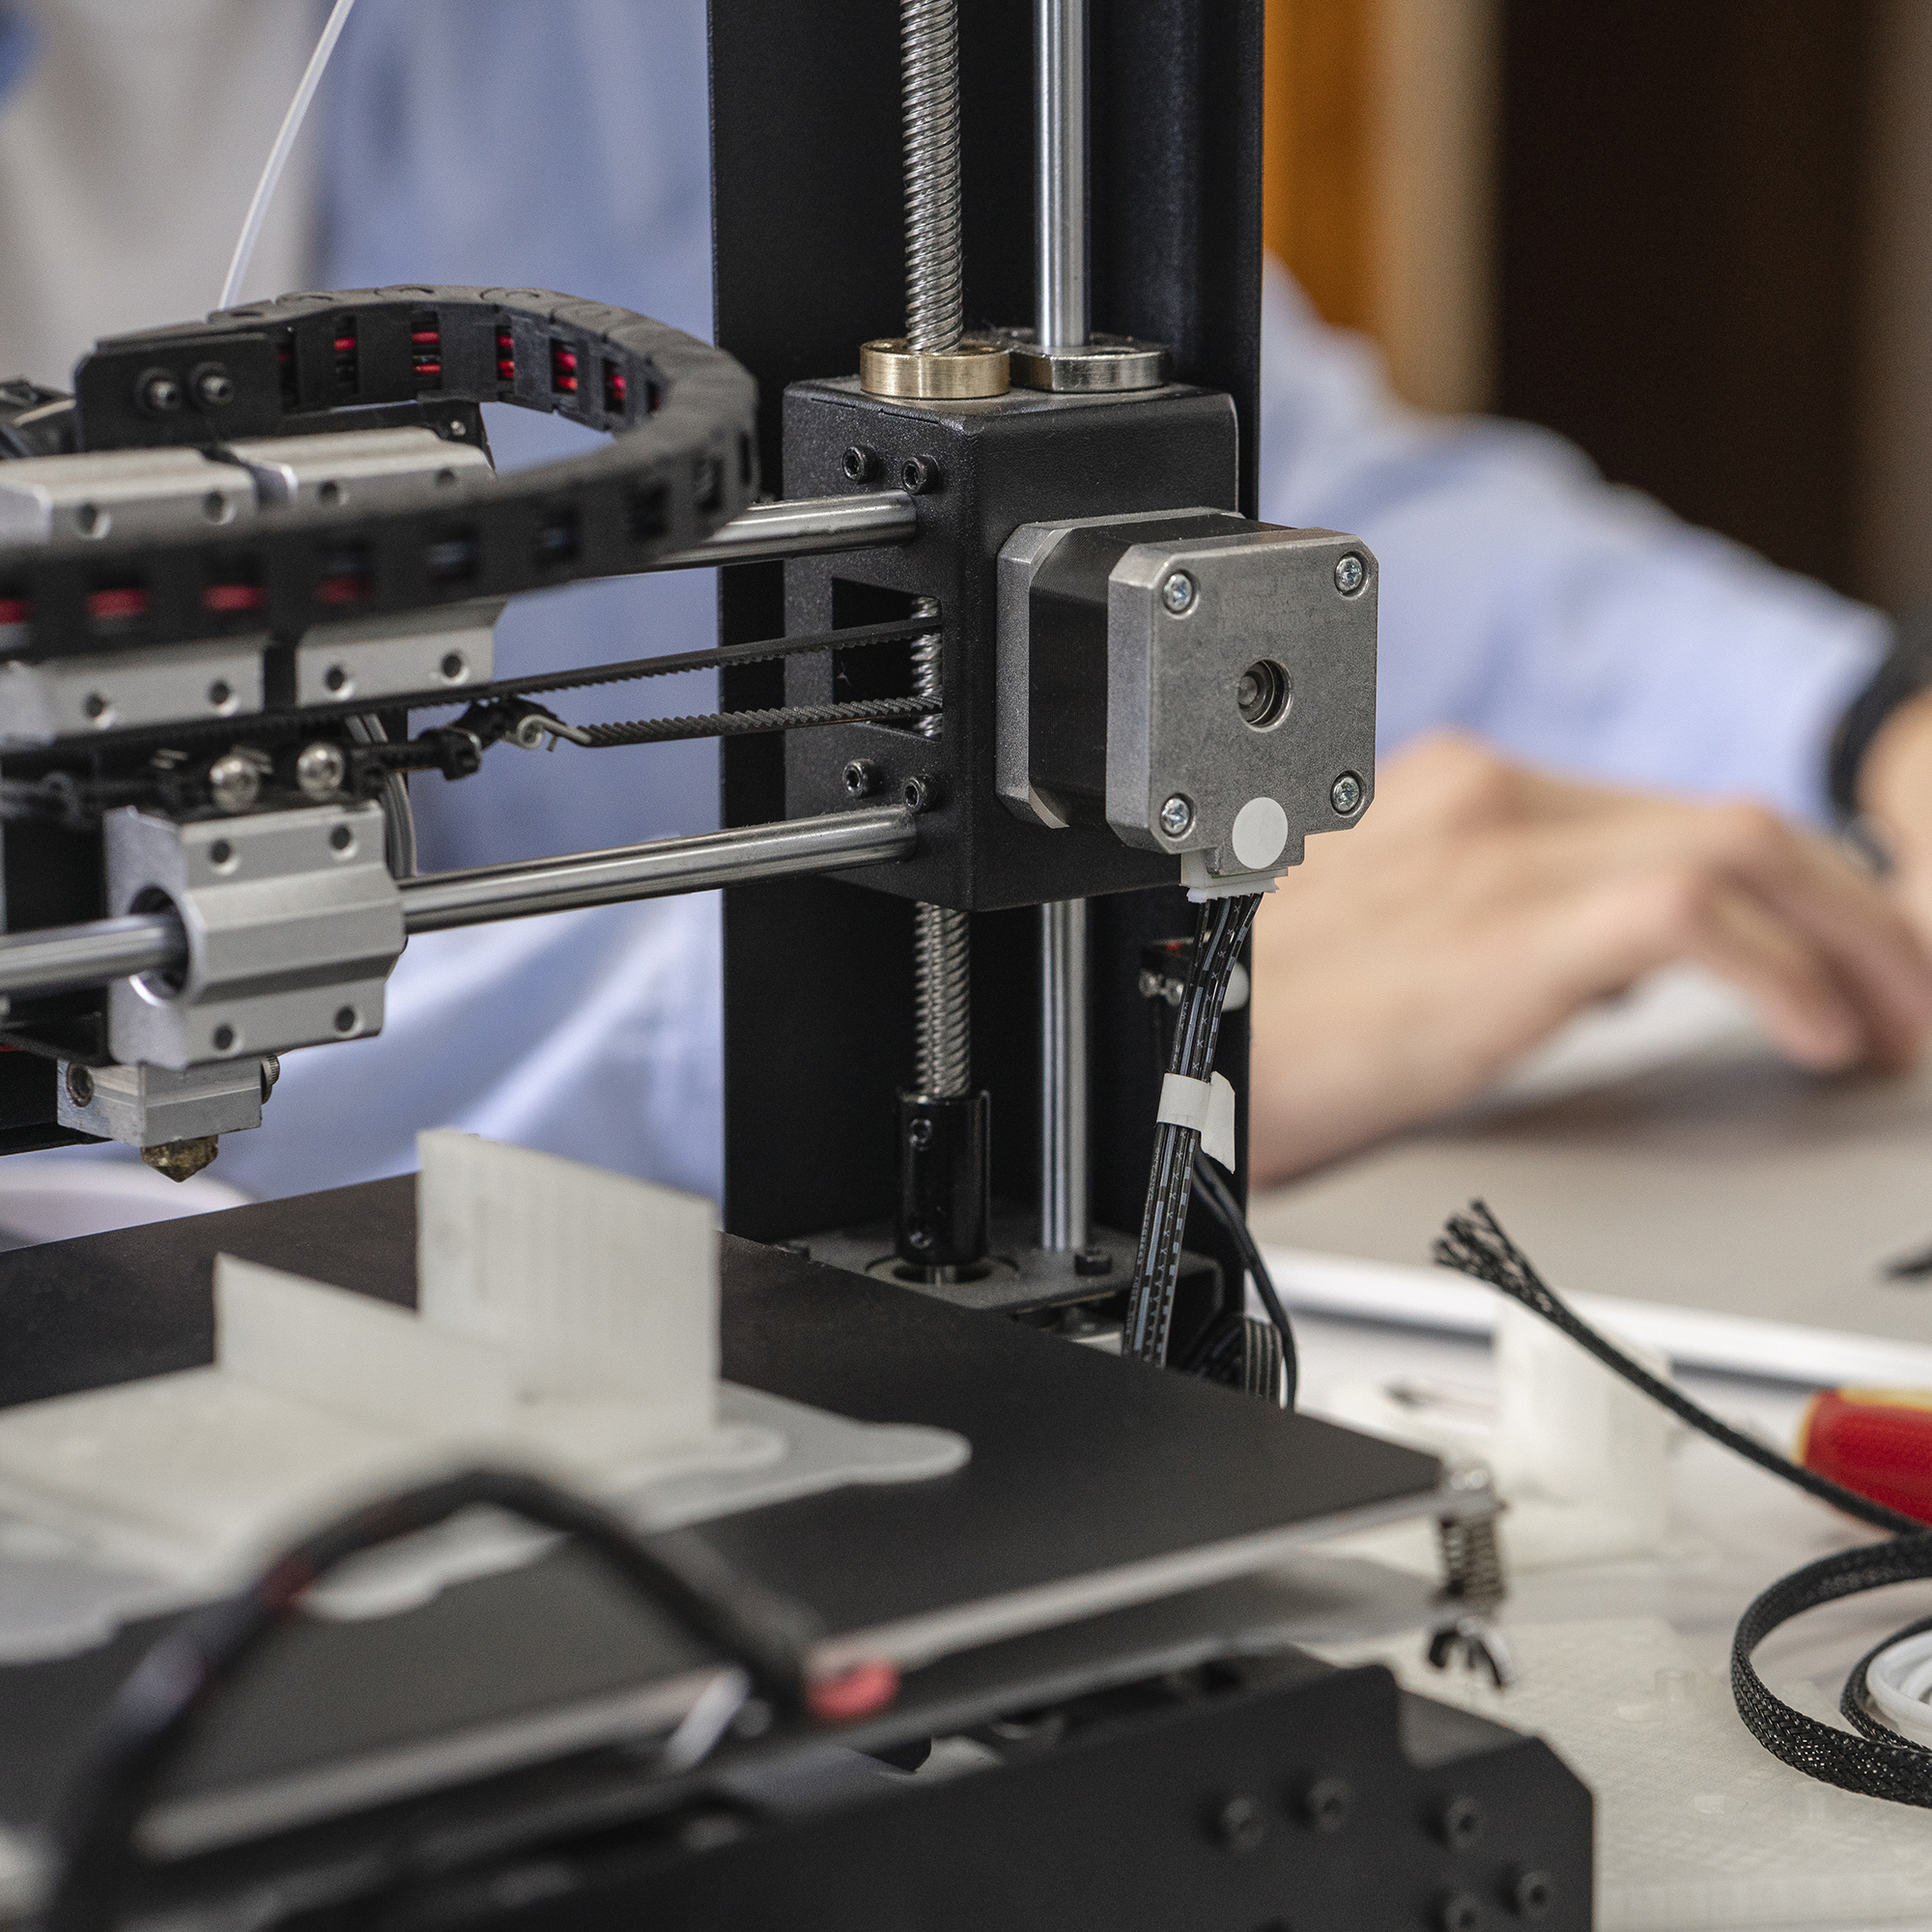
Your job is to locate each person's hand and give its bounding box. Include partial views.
[1248,731,1932,1183]
[1858,688,1932,942]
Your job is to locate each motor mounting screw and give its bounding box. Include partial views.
[841,444,879,484]
[903,774,935,812]
[1158,793,1194,838]
[1330,771,1365,816]
[900,454,941,495]
[1334,551,1367,595]
[843,758,883,798]
[1160,570,1197,614]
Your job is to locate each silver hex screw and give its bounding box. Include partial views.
[1334,552,1367,596]
[208,751,263,813]
[1159,793,1195,837]
[1330,772,1364,816]
[1160,571,1197,615]
[296,741,347,798]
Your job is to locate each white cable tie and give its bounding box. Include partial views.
[219,0,359,310]
[1156,1070,1236,1171]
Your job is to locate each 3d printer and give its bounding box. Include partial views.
[0,3,1591,1924]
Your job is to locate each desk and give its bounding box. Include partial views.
[1291,1308,1932,1929]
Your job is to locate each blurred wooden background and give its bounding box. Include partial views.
[1263,1,1932,612]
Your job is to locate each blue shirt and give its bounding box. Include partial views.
[10,0,1892,1210]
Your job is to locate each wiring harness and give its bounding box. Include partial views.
[1436,1201,1932,1807]
[1123,893,1261,1368]
[43,1465,899,1932]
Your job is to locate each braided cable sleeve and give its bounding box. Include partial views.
[1732,1540,1932,1804]
[900,0,964,352]
[1436,1200,1932,1804]
[1124,895,1261,1364]
[914,902,971,1096]
[1435,1204,1922,1536]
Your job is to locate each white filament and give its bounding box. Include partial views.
[218,0,358,310]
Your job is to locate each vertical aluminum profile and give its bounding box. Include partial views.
[1035,0,1089,350]
[1038,896,1090,1249]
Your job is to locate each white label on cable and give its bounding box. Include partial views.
[1156,1070,1237,1171]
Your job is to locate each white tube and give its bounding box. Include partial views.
[219,0,359,310]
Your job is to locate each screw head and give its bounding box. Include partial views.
[900,454,941,495]
[192,366,235,410]
[1073,1245,1114,1277]
[1208,1794,1266,1853]
[841,444,879,483]
[333,1006,358,1035]
[137,369,183,415]
[1160,570,1197,614]
[207,752,262,813]
[1329,771,1365,816]
[907,1116,935,1151]
[842,757,882,798]
[64,1064,94,1108]
[903,774,934,812]
[296,741,347,797]
[1334,552,1367,596]
[1509,1868,1553,1919]
[1438,1795,1486,1852]
[1300,1776,1353,1833]
[1438,1892,1482,1932]
[1158,793,1195,838]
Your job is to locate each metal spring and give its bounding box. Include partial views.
[900,0,963,353]
[914,903,971,1096]
[1436,1509,1509,1614]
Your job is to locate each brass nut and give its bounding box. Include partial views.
[858,337,1009,400]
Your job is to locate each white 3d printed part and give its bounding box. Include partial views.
[0,1134,964,1611]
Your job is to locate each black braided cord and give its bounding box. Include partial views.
[1123,894,1261,1365]
[1435,1201,1932,1805]
[42,1464,896,1932]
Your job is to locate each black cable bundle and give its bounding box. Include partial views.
[1436,1201,1932,1807]
[43,1465,883,1932]
[1124,893,1261,1365]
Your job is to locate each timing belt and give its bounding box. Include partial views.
[5,618,941,766]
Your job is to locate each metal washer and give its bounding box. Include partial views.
[1006,332,1172,393]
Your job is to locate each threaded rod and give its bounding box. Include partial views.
[901,0,964,352]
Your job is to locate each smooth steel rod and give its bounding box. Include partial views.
[1036,0,1088,349]
[1038,896,1090,1250]
[399,806,917,931]
[649,491,919,571]
[0,809,918,997]
[0,912,185,998]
